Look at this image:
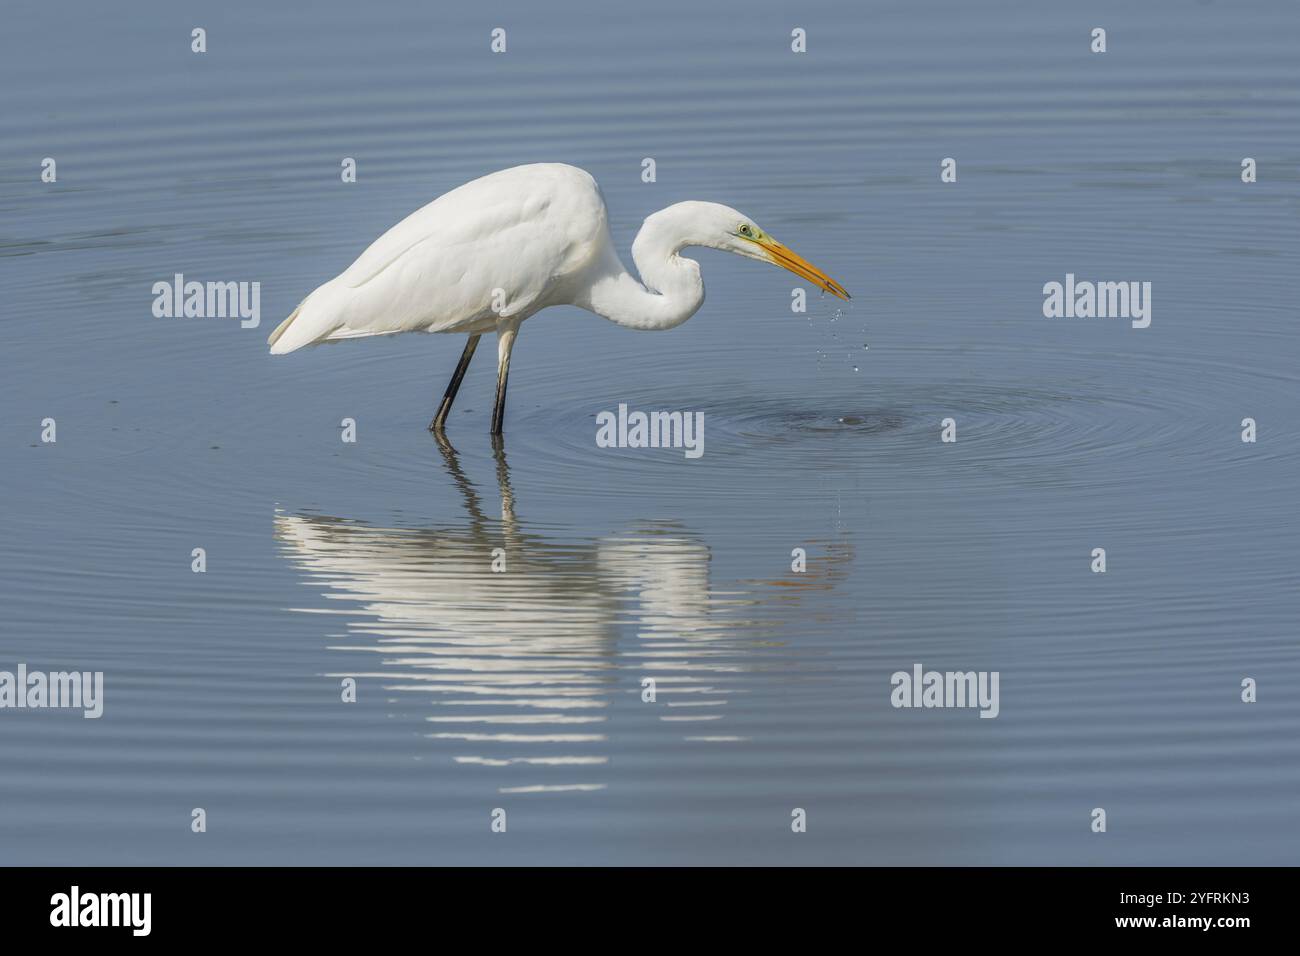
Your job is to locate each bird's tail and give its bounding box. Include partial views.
[266,305,302,351]
[268,281,349,354]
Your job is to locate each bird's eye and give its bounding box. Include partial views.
[738,224,753,237]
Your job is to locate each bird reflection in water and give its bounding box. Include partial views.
[273,434,851,794]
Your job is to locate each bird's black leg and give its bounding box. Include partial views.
[490,326,518,435]
[430,334,481,432]
[490,366,509,435]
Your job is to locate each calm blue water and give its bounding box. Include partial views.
[2,0,1298,864]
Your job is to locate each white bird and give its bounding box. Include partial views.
[268,163,850,434]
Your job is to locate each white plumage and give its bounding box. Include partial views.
[268,162,848,434]
[269,164,605,353]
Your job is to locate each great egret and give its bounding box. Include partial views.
[268,163,850,434]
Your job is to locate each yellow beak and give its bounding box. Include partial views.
[756,236,851,300]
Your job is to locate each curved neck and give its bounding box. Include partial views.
[577,207,705,331]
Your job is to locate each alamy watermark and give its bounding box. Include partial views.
[596,403,704,459]
[890,663,999,718]
[50,886,150,936]
[1042,273,1151,328]
[0,664,103,718]
[152,273,260,328]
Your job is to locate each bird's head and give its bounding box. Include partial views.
[664,201,851,301]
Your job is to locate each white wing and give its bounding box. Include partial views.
[269,164,608,354]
